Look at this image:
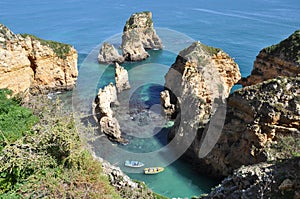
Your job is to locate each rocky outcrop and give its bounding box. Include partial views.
[122,11,162,61]
[95,83,123,141]
[98,42,124,64]
[202,157,300,199]
[94,83,128,143]
[90,152,162,199]
[115,63,130,93]
[0,24,78,95]
[160,90,175,117]
[197,76,300,177]
[163,41,241,161]
[240,30,300,87]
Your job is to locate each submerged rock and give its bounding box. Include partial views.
[122,11,162,61]
[0,23,78,95]
[115,63,130,93]
[99,116,122,139]
[98,42,124,64]
[240,30,300,87]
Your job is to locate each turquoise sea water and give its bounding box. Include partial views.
[1,0,300,198]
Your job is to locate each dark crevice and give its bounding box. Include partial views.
[28,55,37,79]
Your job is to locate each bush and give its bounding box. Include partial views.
[0,89,38,151]
[0,95,121,198]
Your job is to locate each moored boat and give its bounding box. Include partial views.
[144,167,164,174]
[125,160,144,168]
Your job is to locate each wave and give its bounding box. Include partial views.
[191,8,298,29]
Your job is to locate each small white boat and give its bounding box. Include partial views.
[125,160,144,168]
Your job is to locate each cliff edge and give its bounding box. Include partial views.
[240,30,300,87]
[0,24,78,95]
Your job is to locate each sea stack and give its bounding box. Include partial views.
[122,11,163,61]
[98,42,124,64]
[95,83,126,143]
[115,63,130,93]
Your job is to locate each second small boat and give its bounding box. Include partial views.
[125,160,144,168]
[144,167,164,174]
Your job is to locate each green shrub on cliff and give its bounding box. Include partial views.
[262,30,300,64]
[20,33,71,59]
[0,89,37,151]
[0,96,121,198]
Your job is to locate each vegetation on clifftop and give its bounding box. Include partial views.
[0,89,37,151]
[199,42,221,56]
[262,30,300,64]
[20,33,72,59]
[0,92,121,198]
[123,11,153,32]
[0,90,168,199]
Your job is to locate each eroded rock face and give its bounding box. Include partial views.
[122,11,162,61]
[98,42,124,64]
[115,63,130,93]
[160,90,175,117]
[199,76,300,177]
[95,83,125,142]
[99,116,122,139]
[0,24,78,95]
[240,30,300,87]
[164,41,241,159]
[202,157,300,199]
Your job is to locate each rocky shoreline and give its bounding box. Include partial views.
[1,11,300,199]
[92,15,300,199]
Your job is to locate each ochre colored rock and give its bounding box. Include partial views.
[115,63,130,93]
[0,24,78,95]
[160,90,175,117]
[98,42,124,64]
[95,83,127,143]
[122,11,162,61]
[199,76,300,177]
[240,30,300,87]
[164,41,241,162]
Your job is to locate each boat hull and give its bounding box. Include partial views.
[125,160,144,168]
[144,167,164,174]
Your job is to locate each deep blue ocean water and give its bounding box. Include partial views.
[1,0,299,198]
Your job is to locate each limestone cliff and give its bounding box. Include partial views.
[198,76,300,177]
[163,41,241,159]
[240,30,300,87]
[0,24,78,95]
[122,11,162,61]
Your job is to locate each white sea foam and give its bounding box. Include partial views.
[191,8,298,28]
